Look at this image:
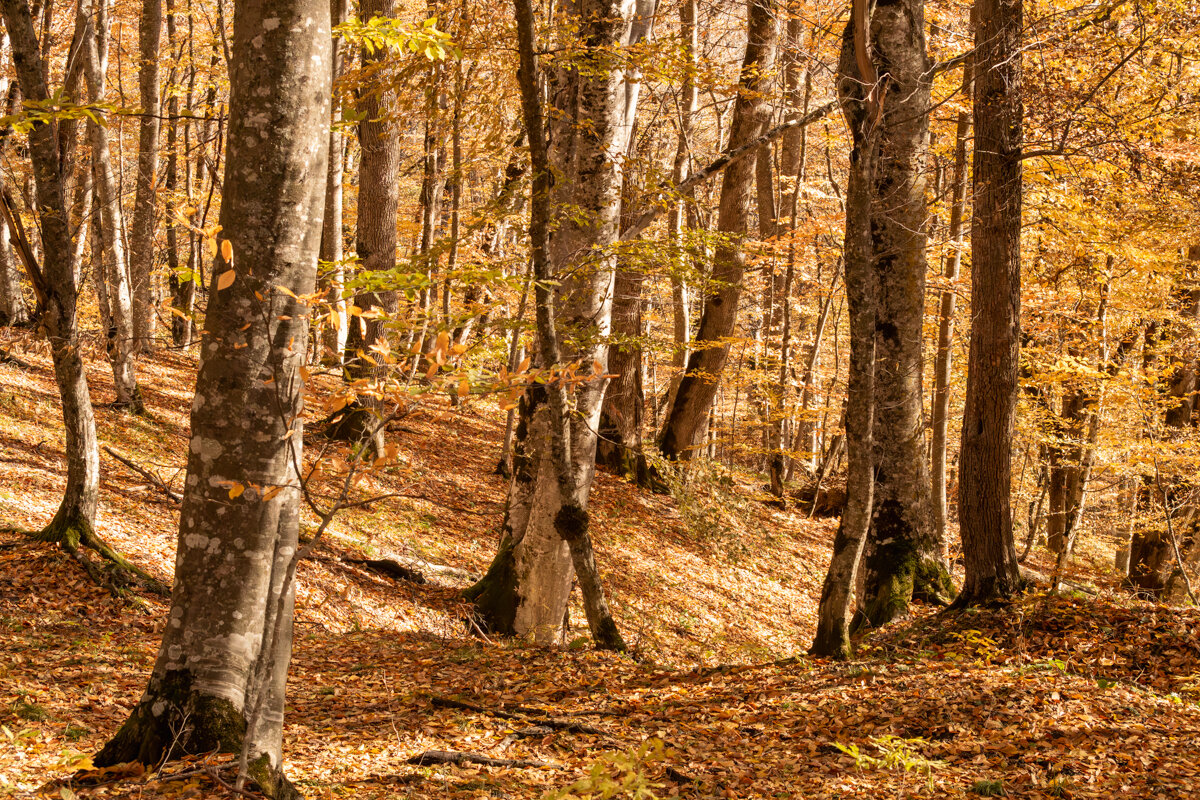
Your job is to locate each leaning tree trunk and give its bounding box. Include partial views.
[466,0,648,649]
[81,0,144,411]
[852,0,952,632]
[129,0,162,351]
[658,0,776,461]
[94,0,331,792]
[811,0,879,659]
[954,0,1024,606]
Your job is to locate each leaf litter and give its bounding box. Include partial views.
[1,346,1199,798]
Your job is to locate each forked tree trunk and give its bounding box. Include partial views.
[129,0,162,350]
[95,0,331,792]
[81,0,143,411]
[811,1,878,659]
[853,0,952,631]
[954,0,1024,606]
[466,0,645,649]
[658,0,776,461]
[0,0,127,568]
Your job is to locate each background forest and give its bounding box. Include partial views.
[1,0,1200,797]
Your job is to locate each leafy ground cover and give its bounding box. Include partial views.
[2,343,1199,799]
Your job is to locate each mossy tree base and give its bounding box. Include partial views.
[462,535,520,636]
[32,508,168,596]
[95,671,301,799]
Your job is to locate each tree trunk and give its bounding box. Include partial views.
[930,30,973,559]
[129,0,162,351]
[811,2,879,659]
[318,0,349,362]
[0,0,105,552]
[95,0,331,790]
[663,0,696,415]
[954,0,1024,606]
[853,0,952,630]
[658,0,776,461]
[467,0,649,650]
[343,0,401,379]
[165,0,194,347]
[81,0,144,411]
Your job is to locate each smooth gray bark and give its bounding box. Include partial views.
[95,0,331,790]
[81,0,143,410]
[0,0,101,541]
[468,0,648,648]
[811,0,879,659]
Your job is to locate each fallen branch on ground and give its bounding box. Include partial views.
[404,750,556,769]
[431,696,608,735]
[103,447,183,503]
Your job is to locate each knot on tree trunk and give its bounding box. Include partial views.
[555,503,589,543]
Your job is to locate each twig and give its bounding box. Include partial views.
[103,447,183,503]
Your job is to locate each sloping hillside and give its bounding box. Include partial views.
[3,345,1198,799]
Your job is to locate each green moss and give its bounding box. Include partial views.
[462,534,520,636]
[95,670,247,768]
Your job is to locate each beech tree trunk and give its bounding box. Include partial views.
[658,0,777,461]
[663,0,696,414]
[811,1,878,659]
[955,0,1024,606]
[129,0,162,350]
[466,0,647,649]
[95,0,331,791]
[853,0,952,630]
[81,0,144,411]
[0,0,114,556]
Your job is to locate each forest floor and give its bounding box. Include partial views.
[2,339,1199,799]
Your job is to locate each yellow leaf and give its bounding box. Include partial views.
[220,238,234,263]
[593,359,604,374]
[228,483,245,499]
[217,270,236,291]
[450,343,468,355]
[435,330,450,355]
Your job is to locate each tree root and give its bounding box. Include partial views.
[32,512,169,596]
